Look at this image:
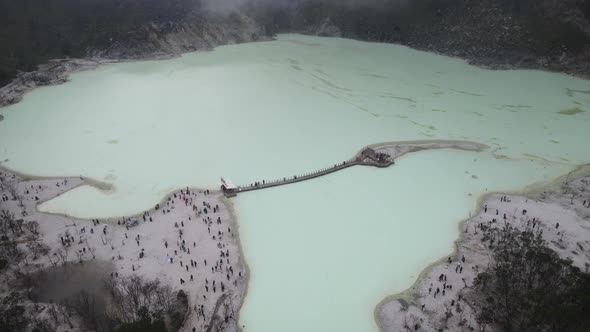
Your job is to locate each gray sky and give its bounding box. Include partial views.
[202,0,410,15]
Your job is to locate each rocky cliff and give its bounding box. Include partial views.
[1,0,589,98]
[0,0,266,88]
[258,0,590,77]
[0,9,267,107]
[88,13,266,59]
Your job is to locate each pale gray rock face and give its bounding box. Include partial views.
[2,0,589,106]
[0,60,101,107]
[377,172,590,332]
[0,13,267,108]
[89,13,268,59]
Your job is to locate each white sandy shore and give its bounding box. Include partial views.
[0,54,184,108]
[3,140,584,332]
[0,139,491,332]
[0,59,104,107]
[369,140,488,161]
[376,165,590,332]
[0,166,248,332]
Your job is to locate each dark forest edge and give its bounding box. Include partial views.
[1,0,590,88]
[468,223,590,332]
[2,183,590,331]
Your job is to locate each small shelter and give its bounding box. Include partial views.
[220,177,238,197]
[358,147,391,164]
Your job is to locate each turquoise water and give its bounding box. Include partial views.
[0,34,588,331]
[237,151,568,332]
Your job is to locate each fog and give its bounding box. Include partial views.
[202,0,410,15]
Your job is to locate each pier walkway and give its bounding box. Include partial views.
[221,147,393,197]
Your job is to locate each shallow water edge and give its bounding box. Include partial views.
[374,163,590,331]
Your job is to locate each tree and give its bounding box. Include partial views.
[115,306,167,332]
[85,239,97,259]
[104,274,176,327]
[169,290,189,331]
[0,304,28,332]
[0,209,16,237]
[6,183,19,201]
[62,289,115,332]
[26,241,50,260]
[470,223,590,332]
[54,247,70,265]
[25,220,39,235]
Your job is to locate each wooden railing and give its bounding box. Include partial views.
[222,147,394,197]
[235,158,359,194]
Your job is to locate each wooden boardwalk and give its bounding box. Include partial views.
[222,147,393,197]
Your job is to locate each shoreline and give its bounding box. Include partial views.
[0,167,250,332]
[0,139,490,332]
[305,33,590,80]
[1,139,488,220]
[0,33,274,109]
[0,162,115,193]
[369,140,488,162]
[2,34,589,110]
[375,163,590,331]
[0,52,207,108]
[221,196,252,332]
[1,149,589,331]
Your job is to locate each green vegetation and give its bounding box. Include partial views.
[558,107,586,115]
[451,89,484,97]
[471,224,590,332]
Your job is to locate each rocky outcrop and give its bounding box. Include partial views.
[1,0,589,103]
[395,0,590,76]
[88,13,268,59]
[263,0,590,78]
[0,12,267,107]
[315,17,342,38]
[0,59,102,107]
